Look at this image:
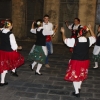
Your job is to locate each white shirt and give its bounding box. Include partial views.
[1,28,18,50]
[68,24,82,30]
[30,27,54,36]
[64,36,96,47]
[43,22,53,31]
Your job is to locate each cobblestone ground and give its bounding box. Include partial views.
[0,41,100,100]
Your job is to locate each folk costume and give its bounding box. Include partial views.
[68,24,82,52]
[62,26,96,97]
[0,28,24,85]
[68,24,82,38]
[28,26,54,75]
[92,32,100,68]
[64,36,95,81]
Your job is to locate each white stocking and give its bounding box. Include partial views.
[73,82,79,94]
[78,81,82,89]
[93,62,98,68]
[1,70,8,83]
[36,63,42,74]
[32,61,37,69]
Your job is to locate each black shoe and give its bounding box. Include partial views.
[0,82,8,86]
[72,92,80,97]
[11,71,18,77]
[35,71,42,75]
[29,64,33,71]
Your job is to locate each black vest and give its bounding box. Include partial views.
[0,30,13,51]
[35,29,46,46]
[71,24,81,37]
[71,38,89,60]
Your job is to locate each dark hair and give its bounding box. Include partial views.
[36,19,43,27]
[43,14,50,18]
[74,18,80,22]
[79,27,88,36]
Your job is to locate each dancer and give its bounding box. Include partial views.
[65,18,82,52]
[61,24,96,97]
[0,20,24,86]
[28,19,57,75]
[43,14,57,68]
[93,25,100,68]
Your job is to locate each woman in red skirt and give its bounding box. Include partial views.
[61,24,96,97]
[0,20,24,86]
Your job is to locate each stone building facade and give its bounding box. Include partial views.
[0,0,98,43]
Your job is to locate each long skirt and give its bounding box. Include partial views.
[64,60,90,82]
[27,45,47,64]
[0,50,24,73]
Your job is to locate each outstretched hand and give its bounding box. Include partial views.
[60,27,65,34]
[87,24,95,37]
[87,24,92,30]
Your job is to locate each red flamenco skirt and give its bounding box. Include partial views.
[64,60,90,82]
[0,50,24,73]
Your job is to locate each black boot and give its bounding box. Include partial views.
[35,71,42,75]
[11,71,18,77]
[0,82,8,86]
[72,92,80,97]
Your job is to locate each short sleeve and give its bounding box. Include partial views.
[64,38,75,47]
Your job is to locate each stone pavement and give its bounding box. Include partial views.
[0,41,100,100]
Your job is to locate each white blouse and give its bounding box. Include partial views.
[64,36,96,47]
[68,24,82,30]
[30,27,54,36]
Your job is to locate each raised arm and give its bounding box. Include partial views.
[60,27,66,42]
[65,21,69,28]
[88,24,96,37]
[52,24,58,37]
[60,27,75,47]
[30,22,36,34]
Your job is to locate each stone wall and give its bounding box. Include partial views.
[12,0,26,39]
[0,0,97,42]
[78,0,96,31]
[59,0,79,42]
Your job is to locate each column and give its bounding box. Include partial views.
[78,0,96,32]
[12,0,26,39]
